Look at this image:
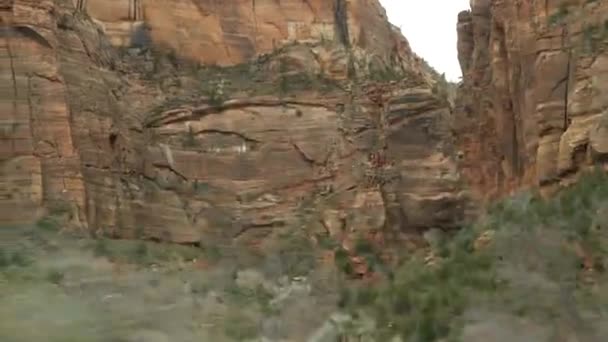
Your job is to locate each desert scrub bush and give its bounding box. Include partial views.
[203,78,228,106]
[182,126,198,148]
[276,60,339,96]
[92,238,110,257]
[87,238,202,266]
[200,243,222,263]
[222,309,259,341]
[36,218,59,232]
[367,59,402,82]
[262,230,317,279]
[0,248,32,269]
[342,168,608,341]
[581,24,604,54]
[46,269,65,285]
[353,236,387,273]
[327,235,387,279]
[36,215,62,231]
[224,281,274,314]
[548,3,569,27]
[35,200,72,231]
[357,235,497,341]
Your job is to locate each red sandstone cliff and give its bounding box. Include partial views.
[1,0,469,251]
[455,0,608,201]
[80,0,430,80]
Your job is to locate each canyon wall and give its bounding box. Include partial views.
[1,0,122,225]
[1,0,469,256]
[78,0,429,79]
[456,0,608,201]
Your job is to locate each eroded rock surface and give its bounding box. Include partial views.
[455,0,608,201]
[1,0,469,251]
[80,0,430,80]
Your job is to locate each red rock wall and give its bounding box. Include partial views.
[1,0,470,246]
[81,0,425,75]
[455,0,608,201]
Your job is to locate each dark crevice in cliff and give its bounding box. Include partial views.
[509,100,521,177]
[26,77,37,160]
[491,20,518,178]
[251,0,258,51]
[5,34,18,116]
[128,0,134,20]
[152,163,188,182]
[0,0,13,10]
[109,132,118,149]
[563,55,572,131]
[334,0,350,47]
[551,75,569,95]
[292,143,317,167]
[32,72,61,83]
[75,32,94,61]
[83,163,112,171]
[128,0,142,21]
[194,129,261,145]
[232,220,286,239]
[7,26,53,48]
[273,175,335,193]
[76,0,86,11]
[146,99,337,128]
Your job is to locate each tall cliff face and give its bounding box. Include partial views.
[1,0,470,256]
[78,0,429,80]
[1,0,124,225]
[455,0,608,201]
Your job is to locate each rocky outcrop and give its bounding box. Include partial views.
[1,0,469,252]
[80,0,430,80]
[1,0,123,225]
[455,0,608,201]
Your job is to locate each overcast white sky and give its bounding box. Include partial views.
[379,0,471,81]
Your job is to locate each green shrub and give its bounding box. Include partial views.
[334,247,354,276]
[223,310,258,340]
[36,216,61,231]
[132,242,149,264]
[203,79,228,106]
[0,249,7,269]
[548,4,569,26]
[46,269,65,285]
[92,238,110,257]
[8,249,32,268]
[582,24,601,53]
[182,126,198,147]
[0,248,32,269]
[268,232,317,278]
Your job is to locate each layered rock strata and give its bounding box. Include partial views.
[456,0,608,200]
[1,0,469,250]
[79,0,431,80]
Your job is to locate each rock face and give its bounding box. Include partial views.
[80,0,428,78]
[1,0,121,225]
[455,0,608,201]
[1,0,469,249]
